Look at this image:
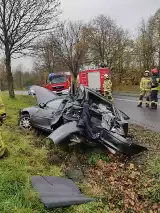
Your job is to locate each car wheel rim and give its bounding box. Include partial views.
[20,117,32,130]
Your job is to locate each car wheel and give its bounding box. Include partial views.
[19,114,32,130]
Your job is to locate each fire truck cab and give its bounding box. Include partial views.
[44,72,71,95]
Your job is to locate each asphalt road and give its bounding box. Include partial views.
[14,90,160,132]
[114,95,160,132]
[15,90,28,95]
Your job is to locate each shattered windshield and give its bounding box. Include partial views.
[52,75,66,84]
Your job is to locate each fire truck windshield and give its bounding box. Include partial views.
[52,75,66,84]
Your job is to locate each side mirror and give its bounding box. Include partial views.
[39,103,46,109]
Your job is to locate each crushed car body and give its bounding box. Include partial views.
[19,85,147,156]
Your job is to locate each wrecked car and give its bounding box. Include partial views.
[19,85,147,156]
[19,86,67,132]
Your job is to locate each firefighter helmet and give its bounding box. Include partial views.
[144,70,150,76]
[151,68,159,75]
[104,74,109,79]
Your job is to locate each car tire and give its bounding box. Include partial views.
[19,114,32,130]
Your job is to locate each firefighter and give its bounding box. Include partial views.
[0,94,6,118]
[137,70,152,107]
[103,74,113,101]
[0,116,6,158]
[150,68,160,109]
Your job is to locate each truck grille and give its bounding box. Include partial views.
[52,85,64,90]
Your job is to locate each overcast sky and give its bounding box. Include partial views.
[12,0,160,70]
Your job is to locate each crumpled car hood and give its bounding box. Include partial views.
[32,85,57,105]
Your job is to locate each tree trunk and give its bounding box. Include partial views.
[5,54,15,98]
[20,71,22,89]
[0,80,5,91]
[70,72,77,95]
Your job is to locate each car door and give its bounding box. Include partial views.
[31,98,63,132]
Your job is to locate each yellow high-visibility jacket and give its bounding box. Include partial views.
[103,79,112,92]
[0,129,5,157]
[151,77,160,91]
[140,77,152,91]
[0,95,5,116]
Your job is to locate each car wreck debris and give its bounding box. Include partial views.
[19,85,147,156]
[77,101,100,140]
[30,176,94,208]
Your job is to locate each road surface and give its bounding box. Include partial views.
[14,91,160,132]
[15,90,28,95]
[114,95,160,132]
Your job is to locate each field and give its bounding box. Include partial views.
[0,92,159,213]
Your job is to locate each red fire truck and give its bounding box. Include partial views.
[44,72,71,95]
[78,67,110,94]
[45,67,110,95]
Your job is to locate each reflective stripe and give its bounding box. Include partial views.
[145,89,151,91]
[0,131,5,157]
[151,88,159,91]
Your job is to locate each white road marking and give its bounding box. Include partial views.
[114,98,160,106]
[114,98,136,103]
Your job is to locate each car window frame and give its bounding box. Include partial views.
[45,98,64,112]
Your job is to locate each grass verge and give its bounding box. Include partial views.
[113,85,139,93]
[0,92,159,213]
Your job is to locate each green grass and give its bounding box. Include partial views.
[0,93,108,213]
[113,85,139,93]
[0,93,63,213]
[0,92,159,213]
[87,152,110,165]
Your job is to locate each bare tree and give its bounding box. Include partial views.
[87,15,122,67]
[0,0,60,98]
[33,37,66,74]
[50,21,89,81]
[148,9,160,67]
[87,15,131,83]
[134,19,155,72]
[111,30,132,83]
[22,10,160,89]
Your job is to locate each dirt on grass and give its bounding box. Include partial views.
[46,124,160,213]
